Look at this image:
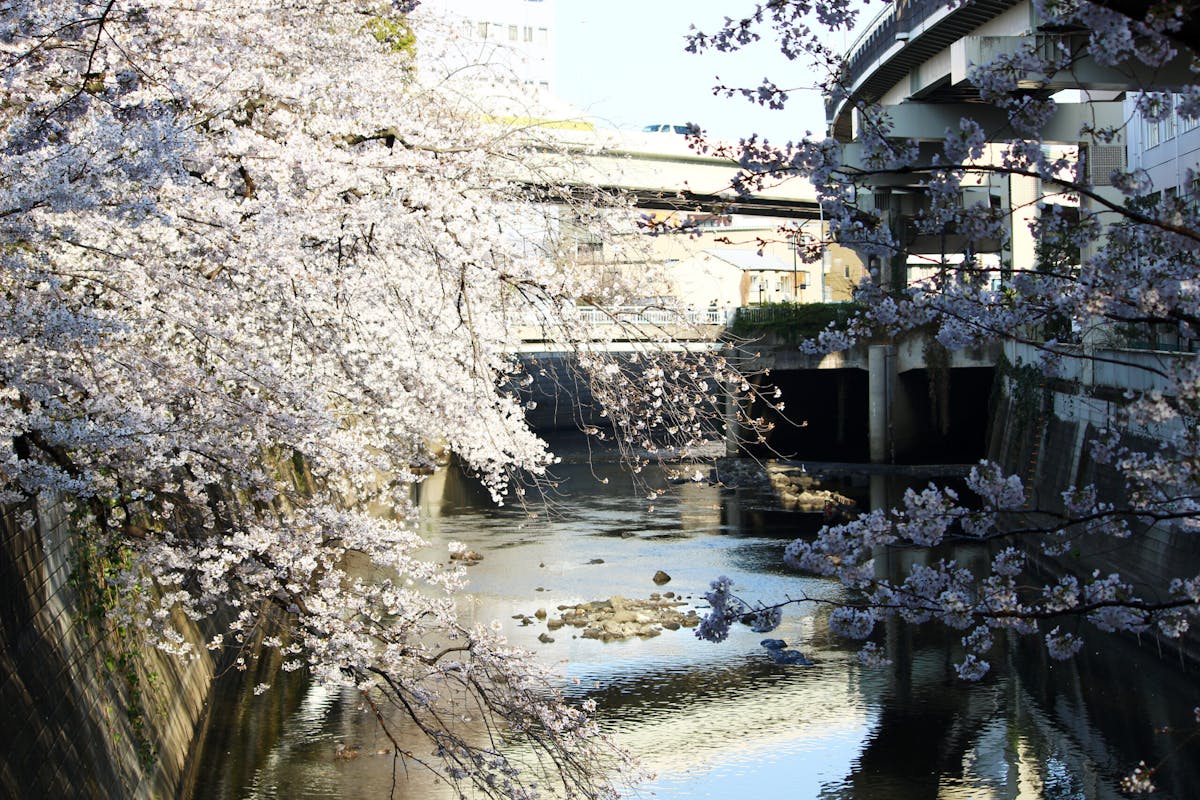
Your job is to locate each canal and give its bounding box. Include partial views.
[187,443,1200,799]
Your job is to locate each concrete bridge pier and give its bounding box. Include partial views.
[835,372,849,447]
[725,378,747,457]
[870,473,888,512]
[868,344,894,463]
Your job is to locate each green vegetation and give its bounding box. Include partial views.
[70,526,159,767]
[730,301,862,341]
[366,16,416,56]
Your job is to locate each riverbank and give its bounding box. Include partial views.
[185,456,1200,799]
[0,497,232,799]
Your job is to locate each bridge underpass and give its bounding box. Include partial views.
[515,321,997,465]
[742,366,996,463]
[514,305,727,432]
[728,333,1000,464]
[500,129,995,461]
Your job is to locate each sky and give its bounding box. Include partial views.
[554,1,860,144]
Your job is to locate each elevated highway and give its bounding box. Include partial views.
[504,127,821,220]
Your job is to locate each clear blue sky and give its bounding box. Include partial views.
[554,1,857,143]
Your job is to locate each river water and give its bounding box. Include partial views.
[188,446,1200,800]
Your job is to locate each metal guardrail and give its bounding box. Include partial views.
[573,305,727,326]
[826,0,983,121]
[843,0,954,80]
[732,304,807,327]
[843,4,898,83]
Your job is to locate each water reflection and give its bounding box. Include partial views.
[186,453,1200,800]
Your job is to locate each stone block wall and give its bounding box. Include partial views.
[0,497,223,799]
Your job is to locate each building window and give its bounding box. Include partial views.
[476,21,489,39]
[684,213,732,228]
[576,240,603,259]
[536,27,548,44]
[524,26,533,42]
[1145,116,1161,148]
[508,25,518,40]
[1162,110,1177,142]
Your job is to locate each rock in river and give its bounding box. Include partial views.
[539,595,700,642]
[760,638,813,665]
[449,548,483,565]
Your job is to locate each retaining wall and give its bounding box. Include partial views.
[990,342,1200,662]
[0,497,224,799]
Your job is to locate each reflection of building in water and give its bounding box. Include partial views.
[608,657,875,790]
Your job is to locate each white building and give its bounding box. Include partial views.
[669,249,808,310]
[1127,92,1200,201]
[420,0,555,92]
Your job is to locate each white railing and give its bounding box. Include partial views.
[572,305,727,326]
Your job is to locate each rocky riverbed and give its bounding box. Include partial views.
[516,593,701,643]
[699,459,857,515]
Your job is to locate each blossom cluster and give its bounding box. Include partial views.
[685,0,1200,696]
[0,3,706,796]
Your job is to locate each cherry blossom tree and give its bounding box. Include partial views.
[0,1,770,795]
[688,0,1200,726]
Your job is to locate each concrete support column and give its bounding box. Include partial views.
[724,380,744,457]
[869,344,892,463]
[1009,170,1039,272]
[870,473,888,513]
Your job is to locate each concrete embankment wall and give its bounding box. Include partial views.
[0,497,224,799]
[989,341,1200,662]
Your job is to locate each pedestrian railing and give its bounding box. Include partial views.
[573,305,727,326]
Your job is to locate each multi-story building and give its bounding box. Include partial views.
[1127,93,1200,201]
[583,209,862,311]
[421,0,555,93]
[420,1,864,315]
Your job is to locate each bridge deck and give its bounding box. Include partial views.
[510,128,820,219]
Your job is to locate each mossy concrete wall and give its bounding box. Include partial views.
[989,342,1200,662]
[0,497,224,799]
